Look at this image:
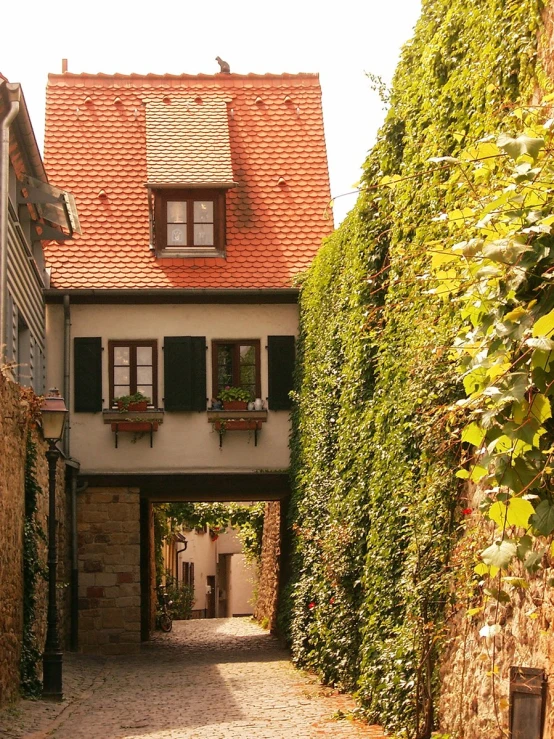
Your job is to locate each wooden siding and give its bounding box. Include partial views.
[7,209,46,390]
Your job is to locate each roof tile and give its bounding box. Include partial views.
[44,72,332,290]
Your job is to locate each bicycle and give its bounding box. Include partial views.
[156,585,173,632]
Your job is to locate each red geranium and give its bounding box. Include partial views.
[462,507,472,515]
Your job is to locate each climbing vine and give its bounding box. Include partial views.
[284,0,545,736]
[20,434,46,697]
[428,111,554,612]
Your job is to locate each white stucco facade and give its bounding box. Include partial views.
[46,301,297,474]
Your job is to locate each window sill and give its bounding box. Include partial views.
[103,409,165,424]
[206,410,267,422]
[156,248,226,259]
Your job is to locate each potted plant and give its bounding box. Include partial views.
[113,391,151,412]
[218,386,250,411]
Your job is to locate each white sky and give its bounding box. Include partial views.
[3,0,421,224]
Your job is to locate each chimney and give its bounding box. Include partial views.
[62,59,68,73]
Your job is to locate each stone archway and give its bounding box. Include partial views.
[76,473,289,654]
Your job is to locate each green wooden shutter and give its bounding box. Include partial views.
[74,337,103,412]
[164,336,206,411]
[268,335,295,410]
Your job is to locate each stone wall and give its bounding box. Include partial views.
[0,373,69,706]
[77,487,142,654]
[254,500,281,631]
[438,483,554,738]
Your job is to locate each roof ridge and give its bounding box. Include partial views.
[47,71,320,84]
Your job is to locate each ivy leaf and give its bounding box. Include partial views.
[517,534,533,561]
[456,468,470,479]
[523,548,546,573]
[502,576,529,589]
[482,239,532,265]
[529,394,552,425]
[506,498,535,528]
[462,422,485,447]
[481,540,517,569]
[497,134,545,162]
[532,309,554,338]
[485,587,511,603]
[530,499,554,535]
[526,337,554,351]
[488,501,508,528]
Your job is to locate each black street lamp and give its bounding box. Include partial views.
[40,388,68,701]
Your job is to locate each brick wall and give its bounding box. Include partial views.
[77,487,142,654]
[254,500,281,631]
[0,374,69,706]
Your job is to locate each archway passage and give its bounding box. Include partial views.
[76,472,288,654]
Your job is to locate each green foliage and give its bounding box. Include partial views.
[218,386,251,402]
[284,0,543,736]
[153,502,265,583]
[162,573,195,620]
[428,113,554,595]
[113,391,151,409]
[20,435,46,697]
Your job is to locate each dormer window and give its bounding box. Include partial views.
[153,188,226,257]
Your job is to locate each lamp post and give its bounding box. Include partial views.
[40,388,68,701]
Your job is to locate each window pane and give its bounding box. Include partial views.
[194,201,213,223]
[240,364,255,387]
[114,366,130,385]
[194,224,214,246]
[137,366,152,384]
[167,201,187,223]
[114,347,130,365]
[239,345,255,363]
[114,385,130,397]
[168,224,187,246]
[137,347,152,365]
[137,386,152,401]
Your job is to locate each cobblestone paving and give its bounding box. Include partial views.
[0,619,385,739]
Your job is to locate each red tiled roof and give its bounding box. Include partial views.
[43,72,332,290]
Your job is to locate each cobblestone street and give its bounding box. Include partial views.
[0,619,384,739]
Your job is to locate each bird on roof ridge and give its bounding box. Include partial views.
[216,56,231,74]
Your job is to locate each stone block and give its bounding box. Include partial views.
[118,583,140,597]
[94,573,117,587]
[117,572,133,583]
[87,586,105,598]
[100,608,125,629]
[83,560,104,573]
[115,596,141,608]
[82,510,109,524]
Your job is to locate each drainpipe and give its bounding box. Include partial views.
[0,83,20,364]
[70,473,87,651]
[63,294,71,456]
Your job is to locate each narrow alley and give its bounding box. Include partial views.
[0,619,384,739]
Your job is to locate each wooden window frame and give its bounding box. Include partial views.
[154,188,226,256]
[211,339,261,400]
[108,339,158,407]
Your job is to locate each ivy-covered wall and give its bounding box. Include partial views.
[284,0,545,736]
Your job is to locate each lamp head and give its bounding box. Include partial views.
[40,388,68,442]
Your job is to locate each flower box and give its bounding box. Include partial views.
[213,419,262,432]
[111,421,159,432]
[222,400,248,411]
[117,401,148,412]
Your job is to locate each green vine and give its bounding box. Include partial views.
[20,434,46,697]
[283,0,544,736]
